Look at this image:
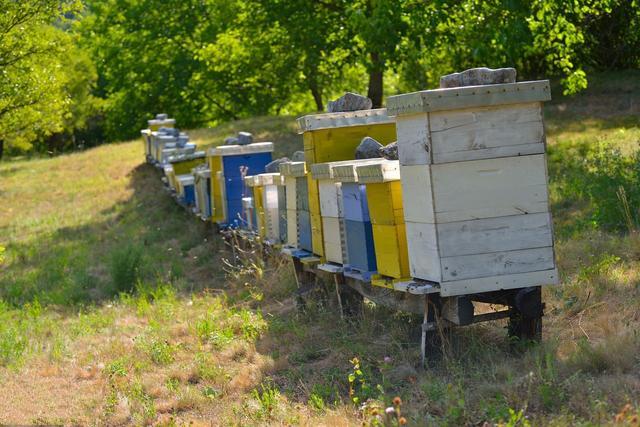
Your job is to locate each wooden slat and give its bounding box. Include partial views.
[441,247,555,281]
[396,114,430,166]
[399,165,435,223]
[430,103,545,163]
[440,268,559,297]
[432,155,549,223]
[437,212,553,257]
[318,180,342,218]
[405,221,441,282]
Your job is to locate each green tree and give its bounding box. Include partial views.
[0,0,84,156]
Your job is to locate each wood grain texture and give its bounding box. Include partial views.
[399,165,435,223]
[405,221,441,282]
[440,268,559,297]
[396,113,431,166]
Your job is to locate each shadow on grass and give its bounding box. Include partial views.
[0,162,226,307]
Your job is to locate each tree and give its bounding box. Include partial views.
[0,0,84,156]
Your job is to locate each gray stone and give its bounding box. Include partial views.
[237,131,253,145]
[291,151,305,162]
[265,157,290,173]
[224,136,239,145]
[327,92,373,113]
[355,136,383,159]
[440,67,517,88]
[156,113,168,120]
[379,141,398,160]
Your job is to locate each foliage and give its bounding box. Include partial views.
[0,0,100,155]
[109,244,144,294]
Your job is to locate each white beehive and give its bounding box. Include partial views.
[279,161,309,250]
[258,173,285,244]
[387,80,558,297]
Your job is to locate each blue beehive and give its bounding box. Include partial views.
[208,142,274,228]
[296,176,313,252]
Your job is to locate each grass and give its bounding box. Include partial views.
[1,70,640,425]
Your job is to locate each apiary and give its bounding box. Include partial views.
[258,173,286,245]
[193,166,212,220]
[387,80,558,297]
[279,161,312,253]
[207,142,273,227]
[297,109,396,259]
[353,159,410,288]
[331,160,385,280]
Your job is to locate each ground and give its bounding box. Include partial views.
[1,71,640,426]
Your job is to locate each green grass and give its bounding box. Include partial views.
[1,71,640,425]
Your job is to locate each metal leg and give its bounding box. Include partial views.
[421,294,429,368]
[334,274,344,320]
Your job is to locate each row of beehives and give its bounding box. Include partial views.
[144,78,559,298]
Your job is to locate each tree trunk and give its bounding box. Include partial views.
[0,139,4,160]
[367,52,384,108]
[310,85,324,112]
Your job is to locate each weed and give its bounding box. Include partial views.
[251,381,280,420]
[105,358,128,378]
[109,244,144,294]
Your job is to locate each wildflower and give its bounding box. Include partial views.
[384,356,392,363]
[393,396,402,406]
[399,417,407,425]
[385,407,395,415]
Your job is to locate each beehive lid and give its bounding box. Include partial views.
[355,160,400,183]
[296,109,393,133]
[244,175,260,187]
[310,159,364,180]
[177,174,194,185]
[279,161,307,177]
[387,80,551,116]
[168,151,206,164]
[257,173,282,186]
[208,142,274,156]
[157,134,178,142]
[330,159,386,183]
[141,129,151,135]
[148,118,176,126]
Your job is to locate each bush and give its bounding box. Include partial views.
[109,244,144,294]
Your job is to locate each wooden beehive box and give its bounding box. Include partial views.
[244,175,265,237]
[279,161,311,251]
[257,173,285,244]
[330,160,387,279]
[355,160,410,286]
[297,109,396,259]
[207,142,273,227]
[387,80,558,297]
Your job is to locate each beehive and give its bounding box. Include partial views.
[279,161,311,252]
[387,80,558,297]
[355,160,410,288]
[331,160,385,280]
[297,109,396,259]
[242,197,255,231]
[148,115,175,132]
[257,173,286,244]
[176,174,195,206]
[245,175,265,235]
[193,167,212,220]
[207,142,273,227]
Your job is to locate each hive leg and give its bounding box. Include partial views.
[508,286,543,342]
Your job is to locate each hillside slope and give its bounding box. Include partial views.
[1,72,640,425]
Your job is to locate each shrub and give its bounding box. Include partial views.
[109,244,144,294]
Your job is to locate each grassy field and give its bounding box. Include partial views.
[1,71,640,426]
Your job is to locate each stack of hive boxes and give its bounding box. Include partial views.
[279,161,311,253]
[355,160,410,287]
[387,80,558,297]
[297,109,396,260]
[258,173,286,245]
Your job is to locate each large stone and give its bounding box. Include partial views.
[224,136,239,145]
[291,151,305,162]
[237,131,253,145]
[327,92,373,113]
[355,136,383,159]
[440,67,517,88]
[156,113,168,120]
[265,157,290,173]
[379,141,398,160]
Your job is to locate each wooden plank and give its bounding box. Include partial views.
[441,246,555,281]
[396,114,430,166]
[318,180,342,218]
[437,212,553,257]
[429,103,545,164]
[432,155,549,223]
[310,212,324,257]
[208,142,273,156]
[399,165,435,223]
[440,268,559,297]
[322,217,344,264]
[285,177,297,210]
[286,208,298,247]
[387,80,551,116]
[405,221,441,282]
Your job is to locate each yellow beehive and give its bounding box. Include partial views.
[297,109,396,259]
[355,160,410,288]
